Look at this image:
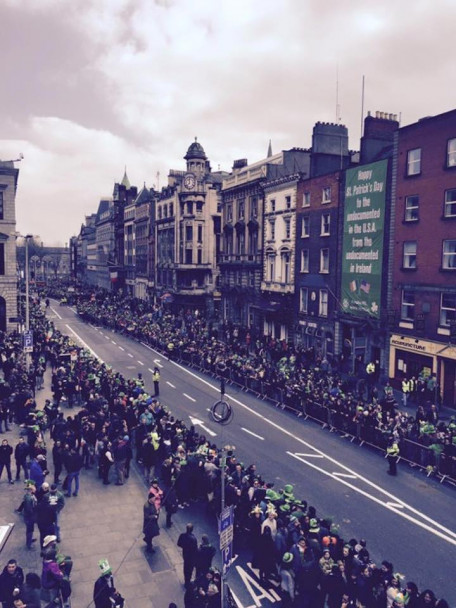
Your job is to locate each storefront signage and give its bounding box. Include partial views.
[341,159,388,319]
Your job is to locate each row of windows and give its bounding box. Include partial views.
[401,291,456,326]
[301,213,331,237]
[404,188,456,221]
[406,138,456,176]
[301,187,332,207]
[268,216,292,240]
[300,288,328,317]
[299,248,329,273]
[226,197,258,222]
[269,195,292,213]
[401,239,456,269]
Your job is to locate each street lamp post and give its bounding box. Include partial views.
[24,235,32,372]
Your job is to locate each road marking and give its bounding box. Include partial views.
[65,325,103,363]
[111,340,117,345]
[183,393,196,402]
[166,381,176,388]
[333,472,358,478]
[241,428,264,441]
[128,353,133,358]
[153,359,163,368]
[50,307,62,320]
[70,307,77,313]
[295,453,324,458]
[118,346,125,351]
[155,355,456,544]
[148,368,154,373]
[386,502,404,509]
[137,360,144,366]
[287,452,456,546]
[105,336,110,340]
[189,416,216,437]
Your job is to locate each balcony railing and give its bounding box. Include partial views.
[219,254,261,264]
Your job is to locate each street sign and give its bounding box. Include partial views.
[219,505,234,549]
[222,543,233,575]
[23,330,33,353]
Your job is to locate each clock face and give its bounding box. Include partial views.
[184,174,196,189]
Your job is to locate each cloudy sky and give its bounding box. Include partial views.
[1,0,455,245]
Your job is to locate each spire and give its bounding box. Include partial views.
[267,140,273,158]
[121,166,131,189]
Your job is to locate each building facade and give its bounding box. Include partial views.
[0,160,19,332]
[390,109,456,407]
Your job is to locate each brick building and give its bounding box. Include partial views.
[390,109,456,407]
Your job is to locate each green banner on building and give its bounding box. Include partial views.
[341,159,388,319]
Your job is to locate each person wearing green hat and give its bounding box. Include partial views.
[93,559,124,608]
[279,553,295,607]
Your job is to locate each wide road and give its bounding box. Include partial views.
[51,303,456,606]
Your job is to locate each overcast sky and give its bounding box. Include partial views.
[1,0,455,246]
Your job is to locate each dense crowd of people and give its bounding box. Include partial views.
[0,290,453,607]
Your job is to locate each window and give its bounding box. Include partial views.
[227,204,233,222]
[447,138,456,167]
[284,217,291,239]
[285,195,292,210]
[269,220,275,240]
[303,192,310,207]
[444,189,456,217]
[196,201,203,213]
[300,249,309,272]
[281,251,291,283]
[321,213,330,235]
[300,288,308,313]
[270,199,276,212]
[401,290,415,320]
[440,293,456,326]
[404,195,419,221]
[403,241,417,269]
[407,148,421,176]
[163,204,168,218]
[301,216,310,238]
[250,197,258,218]
[186,225,193,241]
[319,290,328,317]
[320,248,329,273]
[197,225,203,243]
[0,243,4,275]
[185,247,193,264]
[0,192,3,220]
[169,203,174,216]
[443,239,456,269]
[187,202,193,215]
[238,200,245,219]
[197,249,202,265]
[267,252,276,281]
[322,187,331,203]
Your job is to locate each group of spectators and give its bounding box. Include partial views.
[0,288,453,608]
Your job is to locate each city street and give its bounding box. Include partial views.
[46,302,456,606]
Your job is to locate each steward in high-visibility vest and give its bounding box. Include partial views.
[386,439,400,476]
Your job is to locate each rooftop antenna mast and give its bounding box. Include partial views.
[336,66,341,123]
[156,171,160,191]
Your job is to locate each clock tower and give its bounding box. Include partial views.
[184,137,209,186]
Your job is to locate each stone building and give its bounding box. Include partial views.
[0,160,19,332]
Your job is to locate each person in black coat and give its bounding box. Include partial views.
[196,535,216,578]
[177,523,198,588]
[143,494,160,553]
[0,439,14,484]
[14,438,30,481]
[0,560,24,608]
[93,560,123,608]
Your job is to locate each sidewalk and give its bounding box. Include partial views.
[0,369,218,608]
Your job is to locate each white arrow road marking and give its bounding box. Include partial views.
[241,428,264,441]
[65,325,103,363]
[167,381,176,388]
[189,416,216,437]
[287,452,456,546]
[128,344,456,545]
[153,359,163,368]
[183,393,196,402]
